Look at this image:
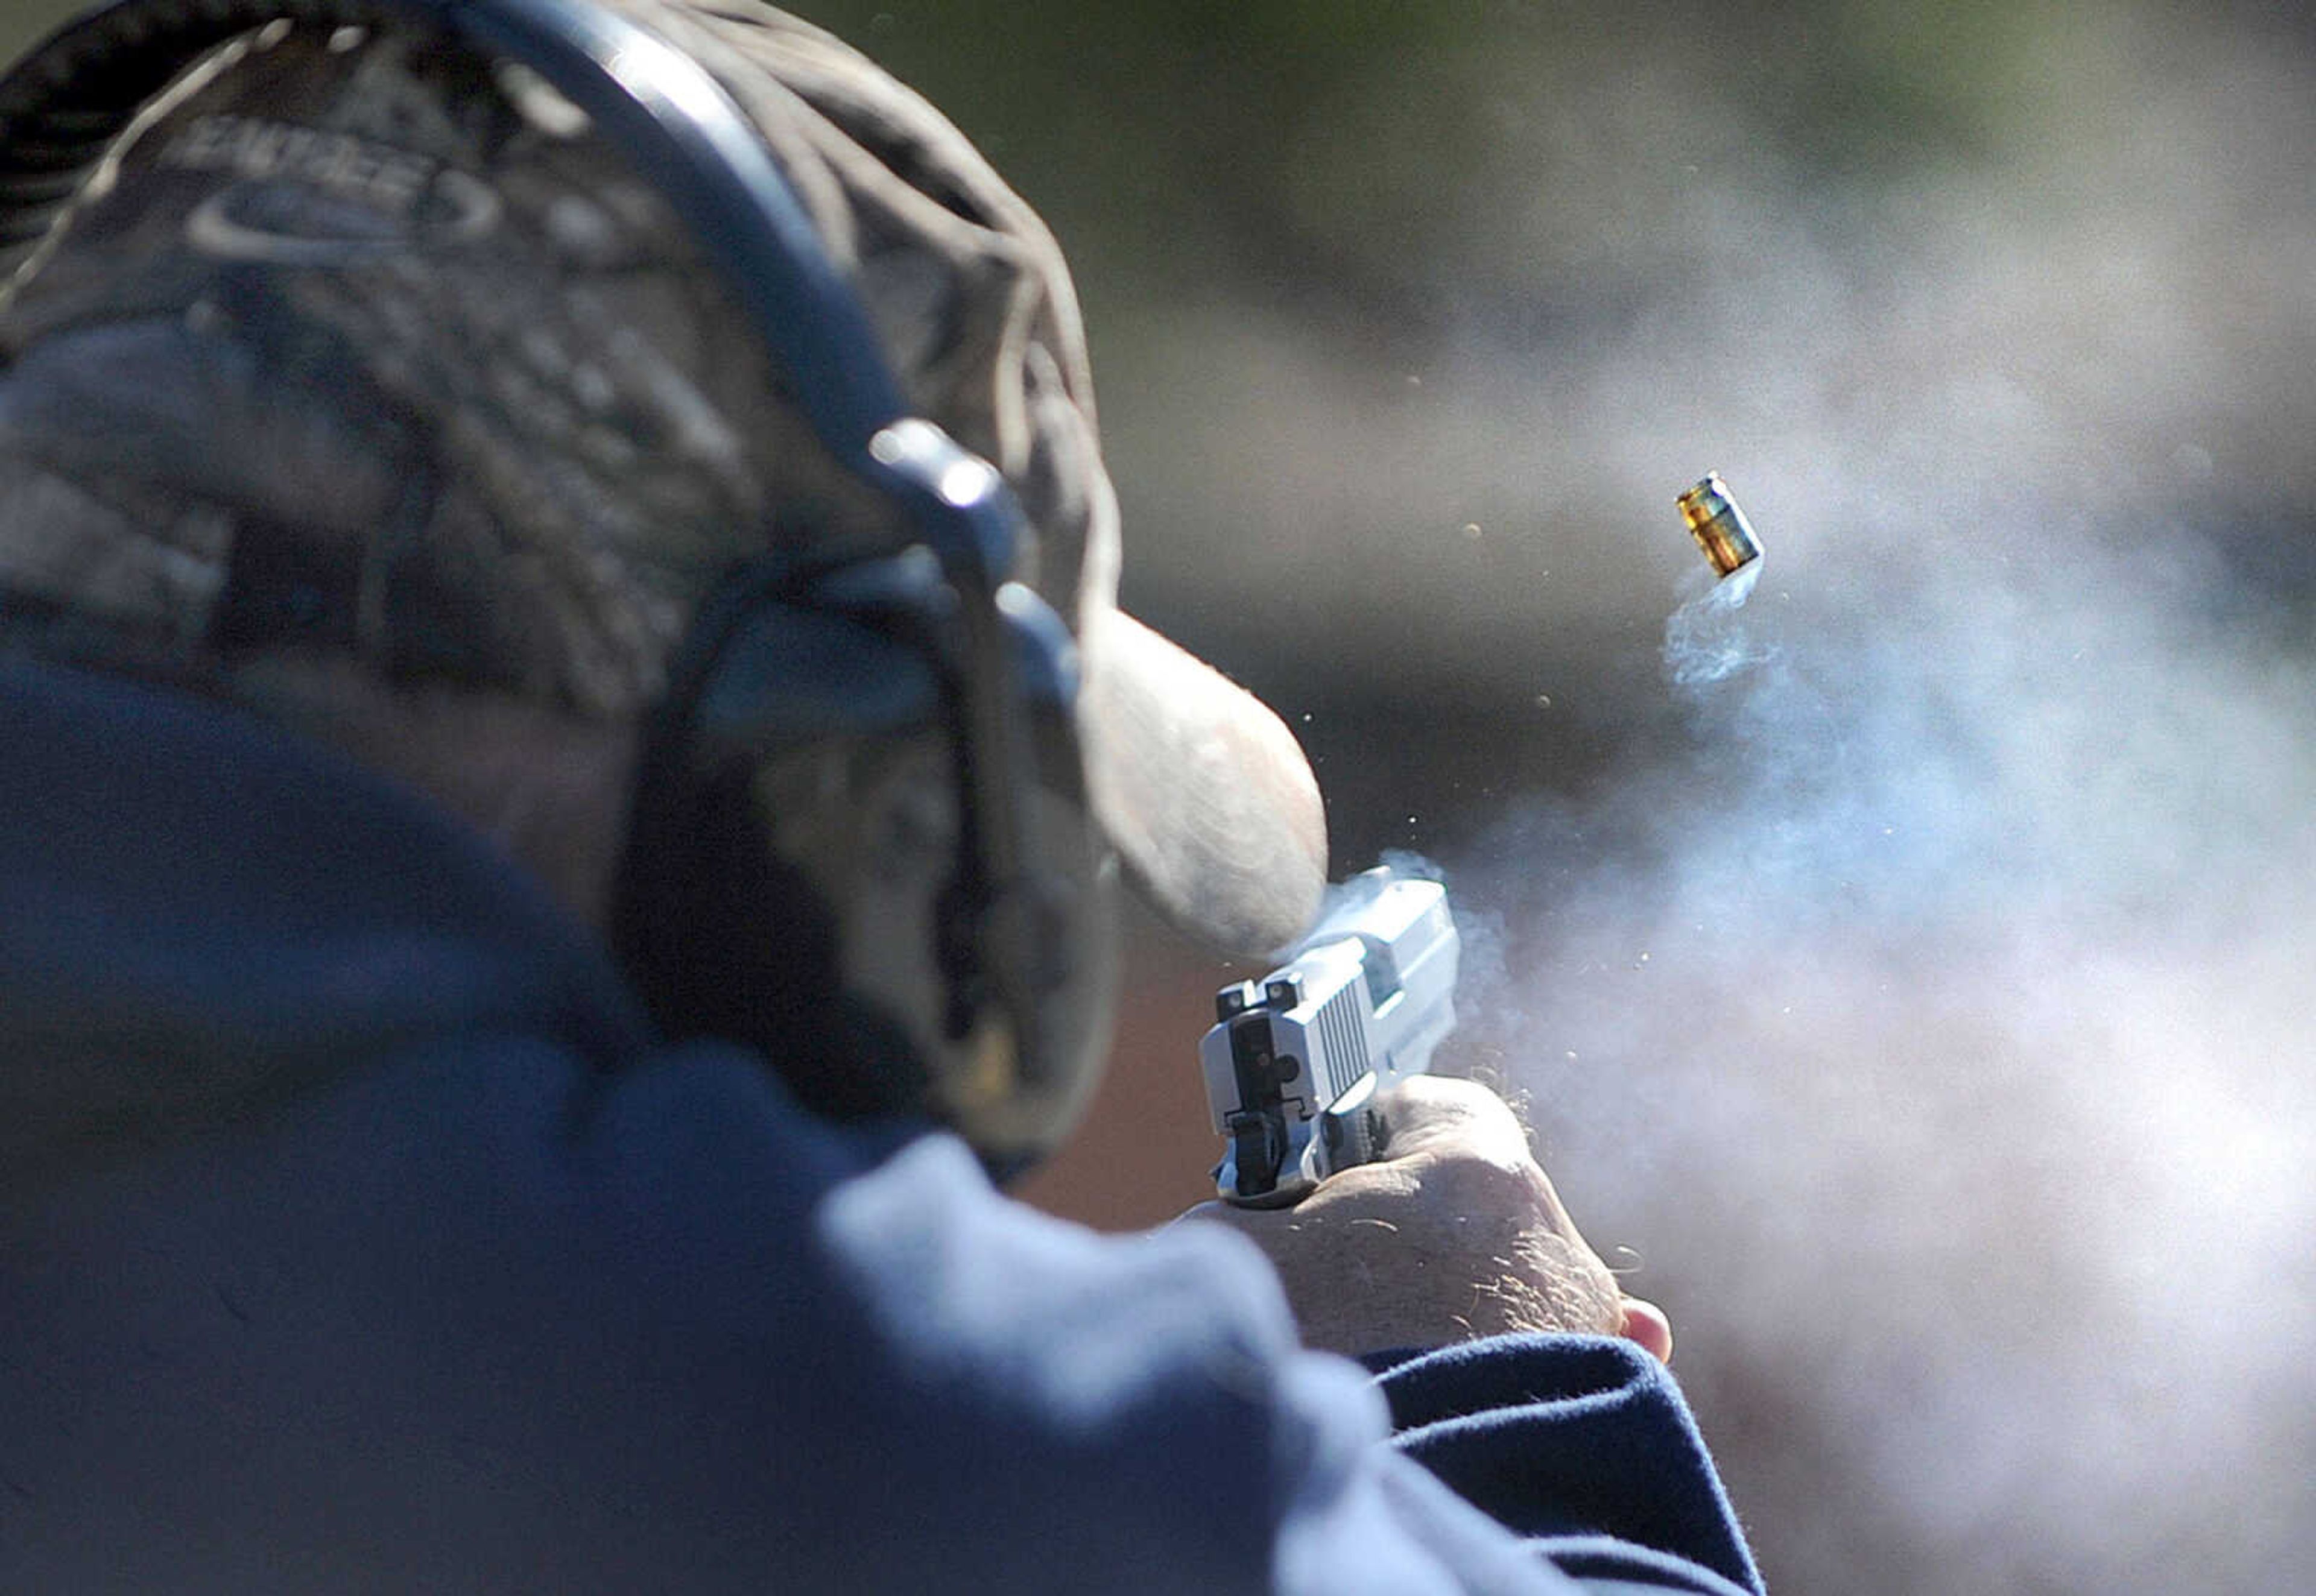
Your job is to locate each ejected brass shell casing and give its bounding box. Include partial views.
[1677,473,1763,578]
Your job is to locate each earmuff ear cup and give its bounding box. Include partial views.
[613,575,942,1121]
[612,563,1119,1170]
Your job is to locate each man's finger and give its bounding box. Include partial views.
[1621,1296,1674,1364]
[1373,1074,1533,1164]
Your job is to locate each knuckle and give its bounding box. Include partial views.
[1425,1144,1552,1219]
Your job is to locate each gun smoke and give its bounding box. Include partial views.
[1456,513,2316,1594]
[1451,22,2316,1595]
[1104,4,2316,1591]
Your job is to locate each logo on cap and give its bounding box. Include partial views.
[164,113,501,265]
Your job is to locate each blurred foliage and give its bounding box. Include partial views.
[1,0,81,58]
[771,0,2078,323]
[1,0,2081,334]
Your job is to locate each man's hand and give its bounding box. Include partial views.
[1182,1076,1673,1361]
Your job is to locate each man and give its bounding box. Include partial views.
[0,1,1758,1590]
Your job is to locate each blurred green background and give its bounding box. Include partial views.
[7,3,2312,1592]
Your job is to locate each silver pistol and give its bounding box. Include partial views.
[1200,867,1461,1205]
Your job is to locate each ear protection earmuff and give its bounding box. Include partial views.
[0,0,1119,1175]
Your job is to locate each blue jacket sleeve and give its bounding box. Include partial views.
[1367,1340,1764,1595]
[602,1047,1764,1595]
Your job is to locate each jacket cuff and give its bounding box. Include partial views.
[1364,1335,1764,1595]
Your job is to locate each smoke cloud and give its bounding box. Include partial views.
[1455,516,2316,1592]
[1426,15,2316,1593]
[1104,4,2316,1590]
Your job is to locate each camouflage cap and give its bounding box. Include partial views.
[0,0,1324,957]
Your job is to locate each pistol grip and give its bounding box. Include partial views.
[1317,1073,1388,1173]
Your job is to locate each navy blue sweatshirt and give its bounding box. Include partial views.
[0,660,1762,1594]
